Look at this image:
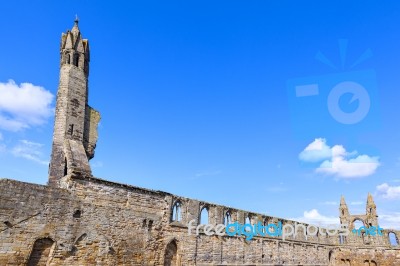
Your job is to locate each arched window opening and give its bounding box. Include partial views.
[224,211,232,226]
[68,124,74,136]
[66,53,71,64]
[27,238,55,266]
[362,232,368,244]
[244,215,253,234]
[200,207,209,225]
[263,218,269,234]
[329,250,333,262]
[389,232,399,246]
[73,53,80,67]
[164,240,178,266]
[171,201,182,222]
[353,219,364,230]
[63,158,68,176]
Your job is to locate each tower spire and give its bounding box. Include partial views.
[367,192,375,205]
[71,15,80,36]
[75,14,79,25]
[48,21,100,187]
[340,195,347,206]
[339,195,350,224]
[366,193,378,226]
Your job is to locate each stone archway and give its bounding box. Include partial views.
[388,231,399,246]
[351,218,364,230]
[27,237,55,266]
[164,240,178,266]
[328,250,335,265]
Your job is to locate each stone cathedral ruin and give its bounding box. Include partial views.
[0,20,400,266]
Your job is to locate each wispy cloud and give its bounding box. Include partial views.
[350,201,364,206]
[291,208,400,230]
[11,140,48,165]
[195,170,221,177]
[90,161,104,168]
[0,80,54,131]
[0,132,5,153]
[379,212,400,230]
[299,138,380,179]
[265,182,288,193]
[191,170,222,179]
[319,201,338,206]
[376,183,400,200]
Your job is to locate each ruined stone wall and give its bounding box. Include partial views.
[1,177,399,265]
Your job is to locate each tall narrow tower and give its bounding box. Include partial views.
[366,193,378,226]
[339,195,350,225]
[48,18,100,186]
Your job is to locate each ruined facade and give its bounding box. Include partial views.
[0,21,399,266]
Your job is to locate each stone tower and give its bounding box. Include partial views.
[48,18,100,186]
[339,195,350,225]
[366,192,378,226]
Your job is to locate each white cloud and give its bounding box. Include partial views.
[299,138,380,178]
[290,209,340,226]
[350,201,364,206]
[0,80,54,131]
[11,140,48,165]
[299,138,332,162]
[379,212,400,230]
[376,183,400,200]
[265,182,288,193]
[292,209,400,230]
[0,132,5,153]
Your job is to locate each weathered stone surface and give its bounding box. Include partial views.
[0,20,399,266]
[1,176,399,265]
[84,106,101,160]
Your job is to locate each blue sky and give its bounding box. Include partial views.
[1,1,400,228]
